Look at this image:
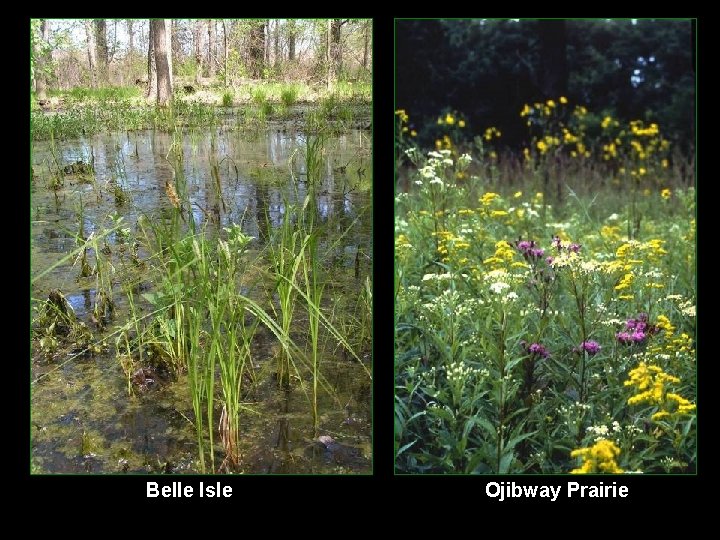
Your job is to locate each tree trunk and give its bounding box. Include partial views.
[146,21,157,101]
[171,20,181,63]
[153,19,172,106]
[208,19,216,77]
[264,20,270,67]
[538,20,568,99]
[331,20,343,81]
[273,19,280,69]
[95,20,108,85]
[362,20,370,70]
[327,21,334,89]
[248,20,265,78]
[85,20,98,88]
[165,19,173,92]
[127,19,134,56]
[194,20,206,83]
[222,20,229,87]
[287,19,296,61]
[34,20,50,100]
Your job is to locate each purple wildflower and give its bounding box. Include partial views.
[526,342,549,358]
[580,340,601,355]
[569,243,582,253]
[517,240,532,251]
[546,256,554,265]
[619,313,659,345]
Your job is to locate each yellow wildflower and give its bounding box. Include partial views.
[479,192,500,206]
[570,439,624,474]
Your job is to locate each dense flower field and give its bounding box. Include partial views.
[394,102,696,474]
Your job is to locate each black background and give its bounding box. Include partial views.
[12,16,706,512]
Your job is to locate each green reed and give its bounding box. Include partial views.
[267,199,309,387]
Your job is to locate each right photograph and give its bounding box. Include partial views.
[394,19,696,474]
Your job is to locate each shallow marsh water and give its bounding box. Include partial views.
[31,123,372,474]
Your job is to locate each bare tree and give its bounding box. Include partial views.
[171,20,181,63]
[328,19,347,88]
[248,20,265,78]
[362,20,370,71]
[264,20,270,67]
[222,19,229,87]
[34,20,50,100]
[95,20,108,85]
[153,19,173,106]
[165,19,173,92]
[146,22,157,100]
[127,19,135,56]
[208,19,216,78]
[194,19,206,83]
[85,20,98,88]
[273,19,280,69]
[287,19,296,62]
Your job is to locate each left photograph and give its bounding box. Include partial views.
[31,19,372,474]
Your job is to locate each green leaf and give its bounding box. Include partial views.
[505,431,535,453]
[396,439,418,458]
[473,416,498,441]
[499,451,514,473]
[427,406,454,422]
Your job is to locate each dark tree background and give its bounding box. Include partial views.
[396,19,695,151]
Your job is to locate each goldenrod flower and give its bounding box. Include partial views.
[479,192,500,206]
[570,439,624,474]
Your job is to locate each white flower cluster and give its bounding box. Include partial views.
[679,298,696,317]
[445,360,476,384]
[489,281,510,294]
[457,153,472,167]
[586,424,610,439]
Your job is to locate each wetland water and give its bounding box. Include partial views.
[31,123,372,474]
